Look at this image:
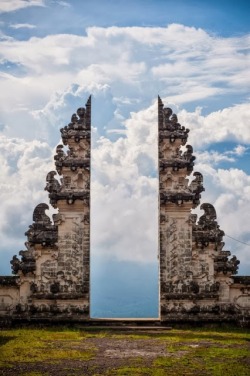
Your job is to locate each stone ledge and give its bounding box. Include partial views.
[232,276,250,285]
[161,292,219,300]
[0,276,19,286]
[31,293,88,299]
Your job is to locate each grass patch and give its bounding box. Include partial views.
[152,342,250,376]
[0,326,249,375]
[0,328,95,367]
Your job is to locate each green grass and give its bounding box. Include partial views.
[0,328,95,367]
[0,326,249,375]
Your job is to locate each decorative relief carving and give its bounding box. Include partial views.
[60,97,91,146]
[10,245,36,275]
[235,295,250,309]
[25,203,58,247]
[45,171,61,193]
[158,96,189,145]
[214,252,240,275]
[193,203,225,247]
[159,144,196,172]
[41,260,57,279]
[48,99,91,210]
[54,144,66,162]
[189,172,204,195]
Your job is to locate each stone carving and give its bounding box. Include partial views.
[40,260,57,279]
[60,98,91,146]
[158,100,203,210]
[159,144,196,172]
[214,252,240,275]
[54,144,66,161]
[10,249,36,275]
[25,203,58,247]
[189,172,204,194]
[0,276,19,286]
[158,98,190,144]
[193,203,225,247]
[48,99,91,209]
[45,171,61,193]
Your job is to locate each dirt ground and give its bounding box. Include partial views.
[1,336,167,375]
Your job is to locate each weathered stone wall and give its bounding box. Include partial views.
[0,277,19,315]
[158,96,250,323]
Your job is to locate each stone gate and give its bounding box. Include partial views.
[0,96,249,324]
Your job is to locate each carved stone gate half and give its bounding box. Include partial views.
[0,96,249,323]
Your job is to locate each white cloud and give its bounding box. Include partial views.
[229,145,248,156]
[55,1,71,7]
[10,23,37,29]
[90,106,158,263]
[0,134,55,274]
[196,150,235,165]
[193,145,248,166]
[91,179,158,264]
[0,24,249,114]
[178,103,250,149]
[0,0,45,13]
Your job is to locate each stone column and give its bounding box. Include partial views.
[47,96,91,316]
[158,96,203,319]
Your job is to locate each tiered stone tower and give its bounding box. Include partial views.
[4,97,91,319]
[158,96,249,322]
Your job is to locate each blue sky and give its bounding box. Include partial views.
[1,1,250,37]
[0,0,249,317]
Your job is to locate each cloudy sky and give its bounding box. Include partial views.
[0,0,249,315]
